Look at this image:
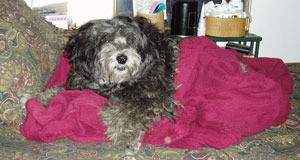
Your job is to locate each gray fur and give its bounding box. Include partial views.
[42,16,181,156]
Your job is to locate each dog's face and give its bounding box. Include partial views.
[67,17,156,85]
[66,16,178,98]
[94,27,145,84]
[98,40,141,84]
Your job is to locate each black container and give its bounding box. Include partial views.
[171,1,198,36]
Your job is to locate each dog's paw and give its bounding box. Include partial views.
[36,87,64,107]
[125,141,141,156]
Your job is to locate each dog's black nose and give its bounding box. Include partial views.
[116,54,127,64]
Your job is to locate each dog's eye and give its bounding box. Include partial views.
[98,39,112,48]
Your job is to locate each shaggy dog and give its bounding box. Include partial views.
[39,16,181,156]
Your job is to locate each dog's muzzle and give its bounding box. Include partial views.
[97,47,142,84]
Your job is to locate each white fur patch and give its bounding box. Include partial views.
[114,37,127,45]
[98,44,142,84]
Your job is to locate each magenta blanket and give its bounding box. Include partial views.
[20,36,293,149]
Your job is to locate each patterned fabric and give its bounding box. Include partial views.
[0,63,299,160]
[0,0,299,159]
[0,0,64,127]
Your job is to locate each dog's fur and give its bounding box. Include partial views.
[39,16,180,156]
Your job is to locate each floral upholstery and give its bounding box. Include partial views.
[0,0,299,159]
[0,0,64,125]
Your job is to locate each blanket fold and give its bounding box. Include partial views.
[20,36,292,149]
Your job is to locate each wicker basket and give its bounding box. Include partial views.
[137,12,164,32]
[205,16,246,37]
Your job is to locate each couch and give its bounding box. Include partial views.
[1,0,299,159]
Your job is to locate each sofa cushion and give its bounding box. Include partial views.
[0,0,64,125]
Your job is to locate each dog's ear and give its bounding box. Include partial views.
[65,22,96,60]
[65,22,100,84]
[66,22,94,47]
[133,16,162,41]
[134,16,179,69]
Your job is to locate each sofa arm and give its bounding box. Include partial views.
[0,0,64,124]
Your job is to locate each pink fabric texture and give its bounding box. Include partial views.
[20,36,292,149]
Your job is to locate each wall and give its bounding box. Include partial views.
[25,0,300,63]
[250,0,300,63]
[25,0,114,26]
